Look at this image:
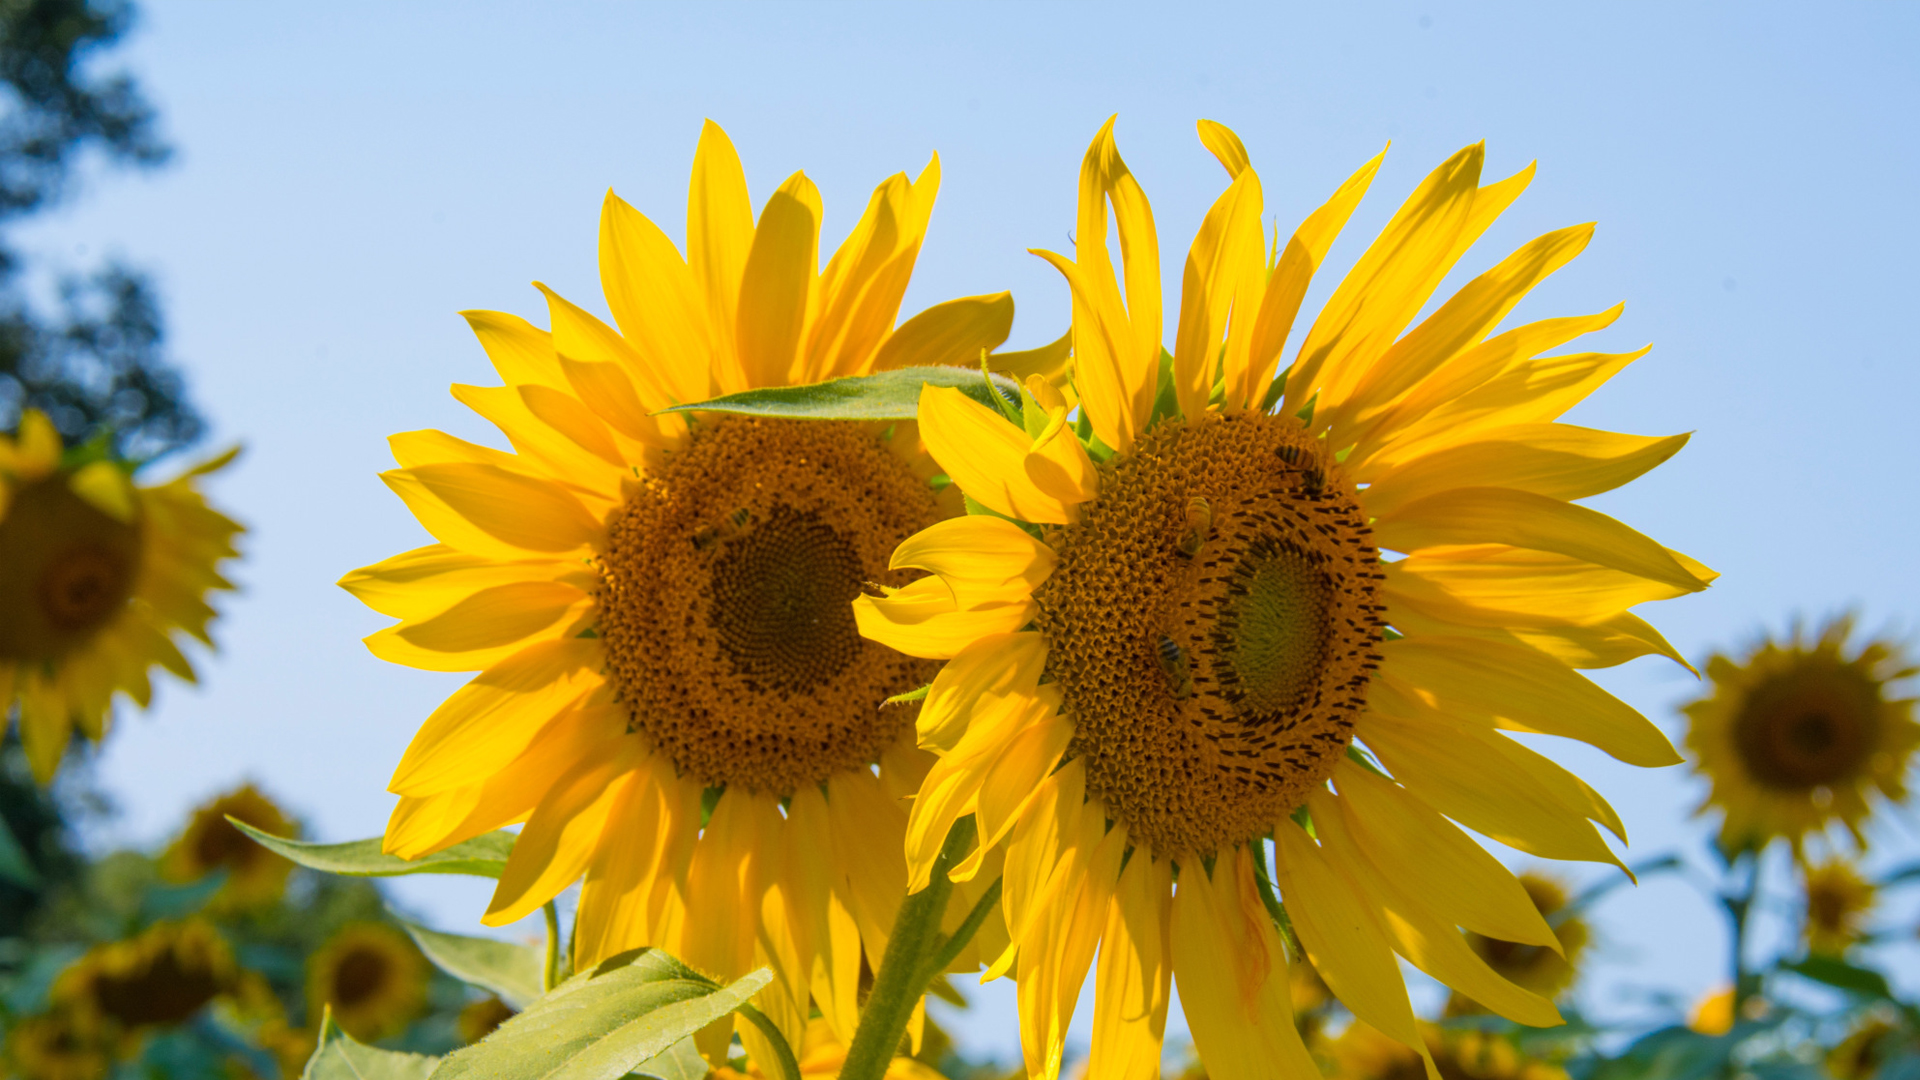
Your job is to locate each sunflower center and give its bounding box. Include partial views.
[0,475,141,661]
[333,948,391,1008]
[599,416,942,795]
[1035,411,1385,859]
[1732,666,1879,790]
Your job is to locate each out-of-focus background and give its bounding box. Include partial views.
[7,0,1917,1065]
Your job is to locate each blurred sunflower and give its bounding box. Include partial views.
[160,782,297,911]
[856,118,1711,1079]
[1802,858,1875,956]
[0,409,242,782]
[1451,873,1589,1012]
[51,919,241,1053]
[306,922,428,1043]
[457,995,515,1045]
[1829,1016,1906,1080]
[6,1010,110,1080]
[1328,1022,1568,1080]
[339,121,1031,1067]
[1684,617,1918,857]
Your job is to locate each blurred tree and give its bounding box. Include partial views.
[0,0,198,461]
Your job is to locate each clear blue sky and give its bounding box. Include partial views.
[21,0,1919,1062]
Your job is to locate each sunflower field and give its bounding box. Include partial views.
[0,4,1916,1080]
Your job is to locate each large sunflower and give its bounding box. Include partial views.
[855,119,1713,1080]
[0,410,242,782]
[1683,616,1918,857]
[340,122,1025,1069]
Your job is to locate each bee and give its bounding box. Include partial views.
[1157,635,1194,700]
[1274,444,1326,496]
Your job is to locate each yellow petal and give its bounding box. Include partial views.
[916,385,1079,524]
[1174,169,1264,421]
[1365,424,1689,518]
[339,544,576,620]
[1273,824,1428,1057]
[388,427,521,472]
[398,462,602,555]
[447,385,627,502]
[995,759,1087,968]
[369,581,589,672]
[1239,149,1382,412]
[573,755,701,966]
[1330,760,1559,951]
[599,189,713,405]
[1334,224,1594,436]
[1309,788,1562,1028]
[1361,707,1626,867]
[484,745,643,925]
[809,157,941,380]
[954,704,1074,882]
[1287,144,1484,417]
[1372,486,1706,593]
[890,515,1055,609]
[737,172,821,388]
[1383,634,1681,766]
[688,120,754,392]
[906,687,1058,891]
[871,292,1014,372]
[1376,345,1651,466]
[387,638,600,796]
[460,308,567,389]
[916,630,1046,752]
[827,769,908,960]
[1385,543,1695,628]
[1169,848,1320,1080]
[1018,817,1122,1080]
[1088,852,1173,1080]
[68,462,136,523]
[1196,119,1250,178]
[8,409,62,477]
[680,788,782,980]
[853,575,1036,661]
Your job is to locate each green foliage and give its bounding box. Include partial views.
[661,365,1022,421]
[231,820,517,880]
[303,1010,440,1080]
[401,920,543,1010]
[430,950,772,1080]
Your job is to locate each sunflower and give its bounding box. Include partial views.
[5,1011,110,1080]
[854,118,1712,1080]
[51,919,242,1055]
[1328,1022,1569,1080]
[306,922,428,1043]
[457,995,515,1045]
[339,121,1030,1069]
[1684,616,1918,858]
[0,409,243,782]
[1802,858,1875,956]
[1829,1016,1908,1080]
[160,782,297,911]
[1450,873,1589,1013]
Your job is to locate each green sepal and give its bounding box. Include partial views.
[429,948,778,1080]
[228,818,515,879]
[657,366,1023,422]
[1148,348,1181,428]
[1258,364,1291,414]
[885,684,932,706]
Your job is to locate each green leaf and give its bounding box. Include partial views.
[229,818,516,879]
[0,814,39,888]
[401,918,544,1009]
[429,948,773,1080]
[1783,955,1893,998]
[631,1037,708,1080]
[304,1009,439,1080]
[658,365,1022,421]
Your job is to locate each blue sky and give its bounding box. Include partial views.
[20,0,1920,1063]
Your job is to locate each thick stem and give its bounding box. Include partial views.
[838,819,977,1080]
[542,900,563,993]
[1724,851,1761,1019]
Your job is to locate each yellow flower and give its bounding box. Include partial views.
[1684,616,1918,857]
[1329,1022,1569,1080]
[1802,858,1875,955]
[456,995,515,1045]
[1829,1016,1905,1080]
[51,919,241,1055]
[0,409,243,782]
[1453,873,1589,1011]
[339,121,1030,1069]
[305,922,428,1043]
[712,1018,946,1079]
[159,782,297,911]
[855,118,1712,1080]
[5,1011,110,1080]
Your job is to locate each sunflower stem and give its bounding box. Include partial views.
[839,817,976,1080]
[1724,850,1762,1019]
[541,900,563,993]
[735,1002,802,1080]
